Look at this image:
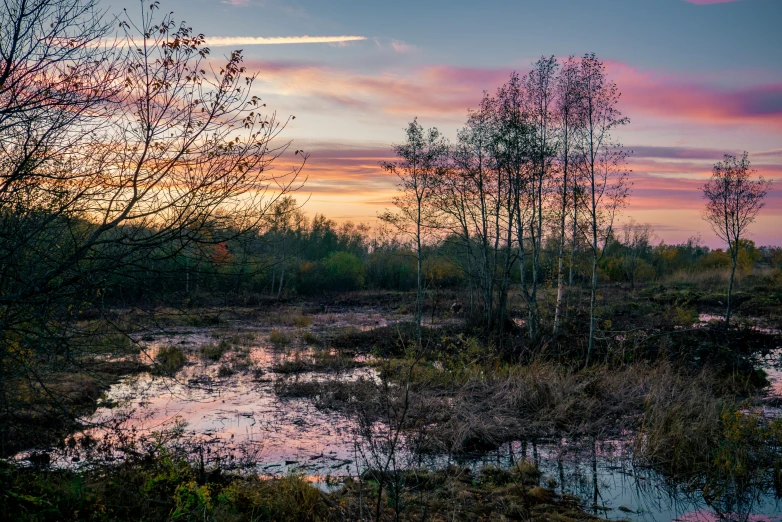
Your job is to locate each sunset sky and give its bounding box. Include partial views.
[109,0,781,247]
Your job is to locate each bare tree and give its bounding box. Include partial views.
[576,53,630,365]
[380,119,449,345]
[702,152,770,327]
[0,0,304,452]
[493,72,531,337]
[552,56,582,339]
[522,57,558,342]
[445,96,500,329]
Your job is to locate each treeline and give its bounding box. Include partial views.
[100,196,782,303]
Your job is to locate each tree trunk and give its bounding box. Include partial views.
[553,248,566,339]
[726,253,737,328]
[553,170,568,339]
[277,243,285,299]
[415,206,423,347]
[587,255,598,365]
[568,207,578,287]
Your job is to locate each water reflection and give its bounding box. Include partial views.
[12,321,782,522]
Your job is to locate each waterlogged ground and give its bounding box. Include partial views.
[456,440,782,522]
[14,309,782,521]
[52,321,383,478]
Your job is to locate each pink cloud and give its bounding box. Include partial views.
[606,62,782,131]
[243,58,782,131]
[243,59,515,118]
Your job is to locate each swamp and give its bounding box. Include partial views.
[1,0,781,520]
[3,276,782,521]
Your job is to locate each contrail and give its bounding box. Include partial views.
[205,35,366,46]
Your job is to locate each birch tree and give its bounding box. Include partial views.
[522,57,558,341]
[702,152,770,327]
[576,53,630,364]
[552,56,583,339]
[380,119,449,345]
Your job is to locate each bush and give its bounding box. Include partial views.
[153,346,186,375]
[302,331,321,345]
[321,251,366,291]
[269,329,292,348]
[200,339,230,361]
[292,314,313,328]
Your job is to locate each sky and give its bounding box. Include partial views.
[107,0,782,247]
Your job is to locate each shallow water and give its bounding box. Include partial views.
[452,440,782,522]
[66,325,378,477]
[12,315,782,521]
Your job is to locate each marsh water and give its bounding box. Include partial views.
[14,311,782,521]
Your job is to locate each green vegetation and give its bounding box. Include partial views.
[200,340,231,361]
[0,451,609,522]
[153,347,188,375]
[0,450,329,522]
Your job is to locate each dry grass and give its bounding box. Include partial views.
[269,329,292,348]
[404,361,652,453]
[256,308,313,328]
[272,350,365,374]
[634,366,725,475]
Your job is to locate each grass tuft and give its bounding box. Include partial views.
[153,346,186,375]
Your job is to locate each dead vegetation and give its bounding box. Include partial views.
[271,349,366,374]
[331,462,614,522]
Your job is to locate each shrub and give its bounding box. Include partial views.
[302,331,321,345]
[322,251,366,291]
[153,346,186,375]
[218,365,235,377]
[269,329,292,348]
[292,314,313,328]
[200,340,229,361]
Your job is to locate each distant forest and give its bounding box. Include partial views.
[96,194,781,300]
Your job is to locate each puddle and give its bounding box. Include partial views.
[696,314,782,337]
[65,331,376,477]
[435,440,782,522]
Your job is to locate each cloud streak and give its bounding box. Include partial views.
[684,0,739,4]
[243,59,516,118]
[205,35,366,46]
[243,58,782,131]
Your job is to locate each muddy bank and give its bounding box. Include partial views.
[0,359,149,458]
